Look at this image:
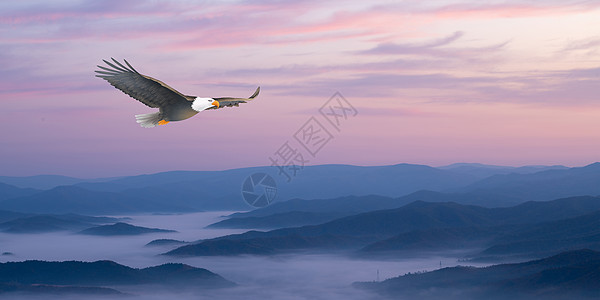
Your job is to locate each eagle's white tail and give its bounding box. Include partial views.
[135,112,161,128]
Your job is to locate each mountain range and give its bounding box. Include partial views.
[166,196,600,258]
[0,162,597,214]
[1,162,599,299]
[208,189,600,230]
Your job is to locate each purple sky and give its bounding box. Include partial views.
[2,0,600,177]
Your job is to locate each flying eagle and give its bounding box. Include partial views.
[95,58,260,128]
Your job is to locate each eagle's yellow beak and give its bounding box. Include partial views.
[212,100,220,108]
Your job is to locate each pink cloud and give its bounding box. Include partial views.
[428,2,600,19]
[0,0,176,25]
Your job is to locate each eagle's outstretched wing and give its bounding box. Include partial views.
[208,87,260,110]
[95,58,195,109]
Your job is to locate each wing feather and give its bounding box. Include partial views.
[95,58,190,109]
[96,65,120,73]
[102,59,128,72]
[123,59,141,74]
[95,70,119,76]
[110,57,131,71]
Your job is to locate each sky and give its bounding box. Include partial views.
[1,0,600,177]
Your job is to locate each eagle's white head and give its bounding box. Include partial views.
[191,97,220,112]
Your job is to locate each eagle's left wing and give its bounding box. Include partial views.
[208,87,260,110]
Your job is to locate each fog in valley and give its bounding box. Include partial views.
[0,212,487,299]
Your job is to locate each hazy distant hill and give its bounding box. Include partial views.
[72,164,480,211]
[0,214,119,233]
[79,222,176,236]
[357,196,600,257]
[359,209,600,258]
[0,182,39,201]
[0,185,190,214]
[2,162,599,213]
[168,196,600,256]
[209,189,546,230]
[439,163,568,180]
[208,191,575,230]
[209,195,405,229]
[0,175,120,190]
[359,226,507,253]
[208,211,349,229]
[165,234,365,256]
[0,260,234,291]
[396,190,524,207]
[80,164,479,196]
[353,249,600,299]
[0,164,484,213]
[228,195,402,218]
[460,162,600,201]
[0,215,82,233]
[263,196,600,238]
[2,163,566,192]
[166,202,502,256]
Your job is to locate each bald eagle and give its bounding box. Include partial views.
[95,58,260,128]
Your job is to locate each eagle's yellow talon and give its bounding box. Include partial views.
[158,120,169,125]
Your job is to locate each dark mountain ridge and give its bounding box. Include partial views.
[0,260,234,289]
[210,191,600,230]
[353,249,600,299]
[79,222,176,236]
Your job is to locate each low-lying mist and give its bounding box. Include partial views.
[0,212,488,299]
